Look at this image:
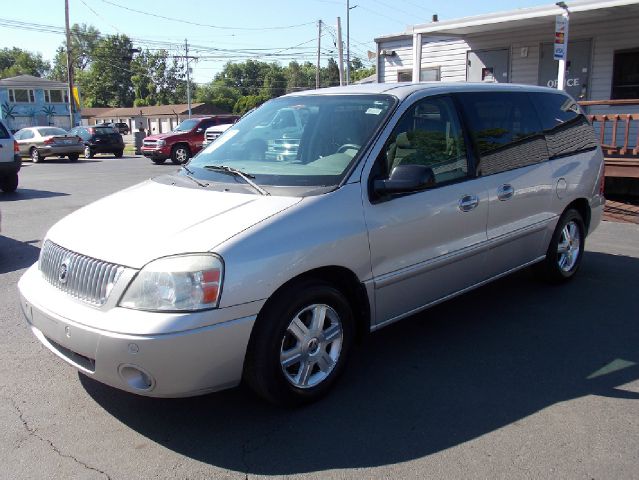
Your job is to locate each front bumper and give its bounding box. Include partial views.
[141,145,171,159]
[18,264,259,397]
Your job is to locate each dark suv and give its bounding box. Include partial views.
[69,125,125,158]
[109,122,130,135]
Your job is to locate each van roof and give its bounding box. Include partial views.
[286,82,569,101]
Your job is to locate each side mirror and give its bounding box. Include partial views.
[196,127,204,133]
[373,164,435,196]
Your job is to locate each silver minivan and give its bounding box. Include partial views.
[18,83,605,405]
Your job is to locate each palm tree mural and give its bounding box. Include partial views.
[1,102,16,129]
[42,105,56,126]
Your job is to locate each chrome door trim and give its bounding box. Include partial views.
[374,241,487,289]
[371,255,546,332]
[485,217,556,250]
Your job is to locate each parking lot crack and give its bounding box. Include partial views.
[9,398,112,480]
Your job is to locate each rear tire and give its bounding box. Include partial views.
[84,146,94,159]
[536,208,585,283]
[30,147,41,163]
[170,145,190,164]
[243,279,354,406]
[114,150,124,158]
[0,173,18,193]
[68,153,79,162]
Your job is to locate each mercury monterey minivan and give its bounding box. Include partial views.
[18,83,605,405]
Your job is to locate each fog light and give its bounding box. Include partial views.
[118,364,155,391]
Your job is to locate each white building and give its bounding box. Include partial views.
[375,0,639,116]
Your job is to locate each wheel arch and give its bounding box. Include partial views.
[565,198,591,233]
[256,266,371,341]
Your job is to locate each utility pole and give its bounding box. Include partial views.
[337,17,344,86]
[64,0,74,128]
[346,0,350,85]
[316,20,322,89]
[555,2,570,92]
[185,38,192,118]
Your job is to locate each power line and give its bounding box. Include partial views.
[98,0,317,31]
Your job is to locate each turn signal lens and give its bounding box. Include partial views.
[14,140,19,153]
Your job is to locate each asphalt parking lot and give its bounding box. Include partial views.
[1,155,638,479]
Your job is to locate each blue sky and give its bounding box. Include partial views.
[1,0,547,83]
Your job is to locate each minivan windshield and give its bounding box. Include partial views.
[189,94,395,188]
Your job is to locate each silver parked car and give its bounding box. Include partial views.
[18,83,605,405]
[14,126,84,163]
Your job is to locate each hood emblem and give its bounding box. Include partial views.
[58,259,70,284]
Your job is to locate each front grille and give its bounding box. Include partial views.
[205,131,222,143]
[143,140,157,147]
[39,240,124,306]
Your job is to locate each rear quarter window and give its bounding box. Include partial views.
[456,91,548,176]
[531,92,598,159]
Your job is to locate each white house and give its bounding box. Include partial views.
[375,0,639,116]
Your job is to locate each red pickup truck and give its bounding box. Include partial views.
[142,115,239,164]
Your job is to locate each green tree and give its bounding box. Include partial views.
[0,48,50,79]
[81,34,134,107]
[50,24,101,81]
[194,80,240,112]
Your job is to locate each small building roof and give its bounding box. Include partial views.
[81,107,115,118]
[91,103,231,118]
[0,74,68,89]
[376,0,639,41]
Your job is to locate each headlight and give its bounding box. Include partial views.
[119,254,223,312]
[156,139,165,147]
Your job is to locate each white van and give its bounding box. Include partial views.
[18,83,605,405]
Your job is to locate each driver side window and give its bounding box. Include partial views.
[385,96,469,185]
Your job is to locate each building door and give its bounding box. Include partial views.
[539,39,592,100]
[467,49,510,83]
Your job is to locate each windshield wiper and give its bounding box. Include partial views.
[180,165,208,187]
[203,165,270,196]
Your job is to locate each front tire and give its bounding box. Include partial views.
[536,208,585,283]
[68,153,79,162]
[114,150,124,158]
[243,279,354,406]
[0,173,19,193]
[170,145,190,164]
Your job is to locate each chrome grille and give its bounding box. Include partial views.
[143,139,157,147]
[205,131,222,143]
[39,240,124,306]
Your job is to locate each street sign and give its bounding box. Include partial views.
[554,15,569,60]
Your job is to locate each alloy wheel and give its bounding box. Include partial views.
[557,220,581,272]
[279,303,343,389]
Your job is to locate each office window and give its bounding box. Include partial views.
[397,68,441,82]
[611,49,639,99]
[8,89,35,103]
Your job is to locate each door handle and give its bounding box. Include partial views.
[497,184,514,201]
[458,194,479,212]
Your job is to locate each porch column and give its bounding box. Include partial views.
[412,33,422,82]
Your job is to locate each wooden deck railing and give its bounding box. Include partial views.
[579,99,639,179]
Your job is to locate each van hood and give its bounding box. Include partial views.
[46,180,301,268]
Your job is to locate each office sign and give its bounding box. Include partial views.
[554,15,569,60]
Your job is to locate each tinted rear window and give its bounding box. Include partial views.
[457,92,548,176]
[94,127,117,135]
[531,92,598,158]
[0,122,9,139]
[37,127,67,136]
